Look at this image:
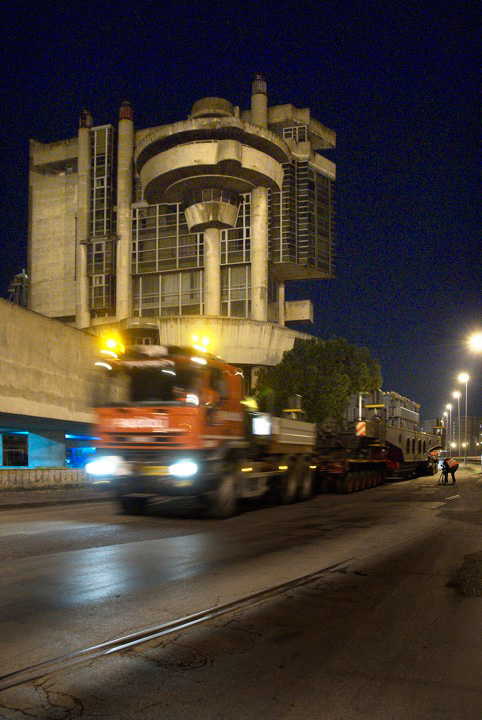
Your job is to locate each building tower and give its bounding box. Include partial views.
[28,76,336,379]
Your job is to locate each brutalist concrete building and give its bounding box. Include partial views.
[28,75,335,379]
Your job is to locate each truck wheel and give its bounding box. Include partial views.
[320,478,330,493]
[278,463,298,504]
[297,461,314,501]
[119,497,146,515]
[364,471,373,489]
[208,472,238,519]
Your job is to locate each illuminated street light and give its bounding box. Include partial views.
[457,373,469,465]
[452,391,461,462]
[468,332,482,353]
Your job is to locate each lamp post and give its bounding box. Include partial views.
[452,391,461,462]
[458,373,469,465]
[445,403,452,452]
[443,411,449,451]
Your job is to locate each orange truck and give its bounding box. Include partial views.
[87,343,317,517]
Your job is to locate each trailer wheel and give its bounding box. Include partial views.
[208,470,238,519]
[343,476,354,494]
[119,496,147,515]
[297,461,314,501]
[351,472,361,492]
[363,471,372,489]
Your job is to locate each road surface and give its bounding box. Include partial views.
[0,466,480,719]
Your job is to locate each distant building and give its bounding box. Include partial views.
[28,75,336,382]
[428,416,482,455]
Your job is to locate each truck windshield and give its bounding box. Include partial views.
[126,362,204,404]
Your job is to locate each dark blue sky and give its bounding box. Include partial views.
[1,1,480,418]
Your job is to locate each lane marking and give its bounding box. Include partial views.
[445,495,460,500]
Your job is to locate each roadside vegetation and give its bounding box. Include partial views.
[255,337,382,423]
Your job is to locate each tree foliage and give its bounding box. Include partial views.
[255,337,382,425]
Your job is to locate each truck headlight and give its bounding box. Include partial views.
[85,456,121,476]
[169,460,198,477]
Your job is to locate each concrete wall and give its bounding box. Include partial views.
[0,299,97,424]
[157,316,313,366]
[0,468,86,489]
[29,141,78,318]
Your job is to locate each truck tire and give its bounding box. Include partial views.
[278,462,298,504]
[364,471,373,489]
[297,461,314,501]
[119,496,147,515]
[208,471,238,519]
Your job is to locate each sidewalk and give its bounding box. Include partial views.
[0,485,113,511]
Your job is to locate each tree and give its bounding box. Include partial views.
[255,337,382,425]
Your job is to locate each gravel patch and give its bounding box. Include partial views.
[447,551,482,597]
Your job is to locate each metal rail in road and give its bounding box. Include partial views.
[0,558,354,692]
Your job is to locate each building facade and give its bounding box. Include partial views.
[28,75,335,374]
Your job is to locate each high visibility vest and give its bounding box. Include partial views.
[446,458,459,469]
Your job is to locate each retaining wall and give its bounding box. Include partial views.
[0,468,87,490]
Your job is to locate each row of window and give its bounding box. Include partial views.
[132,265,251,318]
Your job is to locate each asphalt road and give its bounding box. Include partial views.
[0,466,481,719]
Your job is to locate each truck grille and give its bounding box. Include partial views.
[103,430,185,447]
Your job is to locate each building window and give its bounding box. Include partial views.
[90,274,114,311]
[221,194,250,265]
[2,433,28,467]
[282,125,308,142]
[269,160,334,277]
[131,204,203,274]
[90,125,115,238]
[132,270,203,317]
[221,265,251,318]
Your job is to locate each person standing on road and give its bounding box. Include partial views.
[442,458,459,483]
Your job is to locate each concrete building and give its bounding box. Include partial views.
[28,75,335,382]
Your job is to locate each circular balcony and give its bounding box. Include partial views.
[135,98,290,229]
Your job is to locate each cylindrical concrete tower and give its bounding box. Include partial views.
[76,109,93,328]
[250,74,269,321]
[116,100,134,321]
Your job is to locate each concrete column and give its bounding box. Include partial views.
[203,227,221,315]
[278,281,285,326]
[251,73,268,128]
[28,431,66,468]
[116,101,134,320]
[76,110,92,328]
[250,186,268,321]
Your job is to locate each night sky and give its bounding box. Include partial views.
[1,1,480,419]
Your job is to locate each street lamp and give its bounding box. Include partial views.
[445,403,452,451]
[458,373,469,465]
[443,411,449,450]
[468,332,482,353]
[453,391,461,462]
